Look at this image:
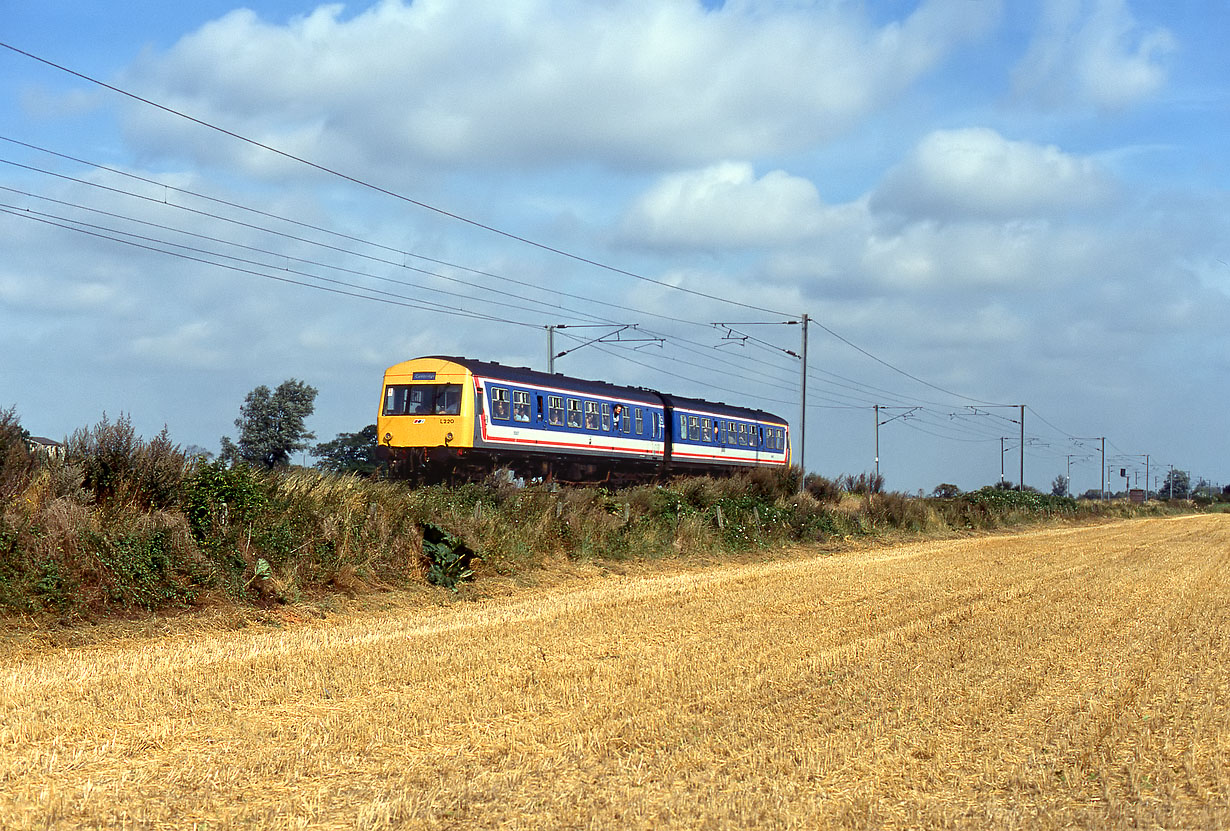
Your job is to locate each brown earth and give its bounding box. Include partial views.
[2,515,1227,829]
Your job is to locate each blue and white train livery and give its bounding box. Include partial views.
[376,356,791,484]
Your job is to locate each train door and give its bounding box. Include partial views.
[661,404,673,470]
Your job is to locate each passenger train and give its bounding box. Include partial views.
[375,356,791,484]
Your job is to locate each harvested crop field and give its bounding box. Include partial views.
[3,515,1228,829]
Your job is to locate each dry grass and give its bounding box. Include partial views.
[2,516,1228,829]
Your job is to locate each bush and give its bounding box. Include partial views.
[65,415,190,509]
[804,474,842,504]
[0,407,35,501]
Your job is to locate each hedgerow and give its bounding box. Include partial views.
[0,409,1196,618]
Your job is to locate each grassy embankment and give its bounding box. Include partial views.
[0,408,1196,620]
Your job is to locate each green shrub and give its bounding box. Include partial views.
[420,522,475,590]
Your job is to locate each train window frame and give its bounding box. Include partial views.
[738,423,747,446]
[601,403,611,432]
[584,401,600,430]
[512,390,531,423]
[621,407,631,434]
[548,395,565,426]
[567,399,582,428]
[383,383,462,417]
[490,387,510,420]
[634,408,643,435]
[701,417,712,443]
[688,415,700,441]
[679,413,687,437]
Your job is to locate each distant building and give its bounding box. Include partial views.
[26,436,64,459]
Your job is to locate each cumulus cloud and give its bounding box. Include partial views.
[621,162,832,250]
[118,0,999,176]
[871,127,1115,221]
[1013,0,1176,110]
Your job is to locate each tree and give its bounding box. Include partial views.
[311,424,381,475]
[1051,474,1069,497]
[1160,469,1190,499]
[931,483,961,498]
[220,379,318,468]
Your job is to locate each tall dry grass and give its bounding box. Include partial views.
[1,516,1226,828]
[0,408,1199,618]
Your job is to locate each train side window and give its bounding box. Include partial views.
[622,407,632,434]
[654,412,662,439]
[679,413,687,437]
[688,415,700,441]
[567,399,582,428]
[548,396,564,426]
[512,390,531,422]
[701,418,712,443]
[634,408,643,435]
[436,385,462,415]
[584,401,600,430]
[491,387,510,420]
[536,395,544,421]
[737,423,747,446]
[601,403,611,431]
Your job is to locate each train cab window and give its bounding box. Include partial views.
[567,399,582,428]
[548,396,565,426]
[384,384,462,416]
[634,408,643,435]
[490,387,510,420]
[701,418,712,443]
[512,390,531,422]
[584,401,600,430]
[601,403,611,432]
[688,415,700,441]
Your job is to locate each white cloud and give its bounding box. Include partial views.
[129,321,225,369]
[621,162,831,250]
[118,0,999,176]
[871,127,1115,221]
[1013,0,1176,110]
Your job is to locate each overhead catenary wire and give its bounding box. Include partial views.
[0,44,1131,477]
[3,135,1036,437]
[0,47,1025,421]
[0,42,790,317]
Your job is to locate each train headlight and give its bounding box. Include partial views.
[445,431,454,446]
[383,432,392,445]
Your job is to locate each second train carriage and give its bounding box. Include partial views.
[375,356,790,484]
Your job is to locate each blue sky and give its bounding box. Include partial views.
[2,0,1227,494]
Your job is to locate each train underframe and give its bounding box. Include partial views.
[378,446,747,486]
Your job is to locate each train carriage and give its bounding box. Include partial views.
[376,356,790,484]
[660,393,790,476]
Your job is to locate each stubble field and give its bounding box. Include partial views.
[2,515,1228,829]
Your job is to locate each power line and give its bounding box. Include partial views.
[0,42,790,317]
[0,50,1026,417]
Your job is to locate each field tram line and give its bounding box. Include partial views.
[965,541,1230,811]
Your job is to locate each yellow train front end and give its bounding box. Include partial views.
[375,357,477,478]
